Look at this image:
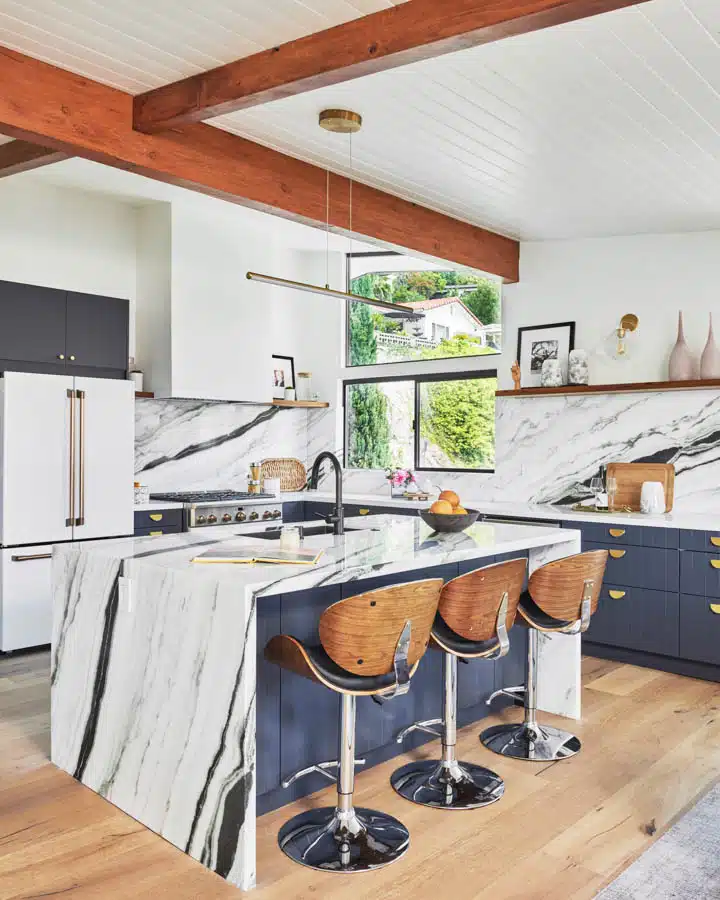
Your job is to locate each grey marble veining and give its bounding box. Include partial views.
[331,390,720,513]
[134,398,308,492]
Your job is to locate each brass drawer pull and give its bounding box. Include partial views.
[149,530,163,536]
[711,604,720,615]
[149,513,164,522]
[359,508,370,515]
[710,560,720,570]
[609,549,626,559]
[609,529,626,538]
[711,537,720,547]
[608,590,626,600]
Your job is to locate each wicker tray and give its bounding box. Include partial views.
[261,458,307,492]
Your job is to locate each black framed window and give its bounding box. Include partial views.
[344,370,497,473]
[346,251,502,368]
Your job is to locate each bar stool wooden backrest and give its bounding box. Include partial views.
[319,578,444,676]
[438,558,527,641]
[527,549,608,623]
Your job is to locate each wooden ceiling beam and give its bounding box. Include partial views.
[133,0,651,133]
[0,46,519,280]
[0,139,69,178]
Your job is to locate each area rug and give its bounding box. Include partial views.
[597,782,720,899]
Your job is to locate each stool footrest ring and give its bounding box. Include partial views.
[395,718,442,744]
[486,685,526,706]
[282,758,366,789]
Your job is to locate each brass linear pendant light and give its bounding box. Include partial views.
[246,109,413,315]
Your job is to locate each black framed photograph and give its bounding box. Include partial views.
[516,322,575,388]
[272,355,295,399]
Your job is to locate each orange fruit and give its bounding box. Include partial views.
[439,490,460,507]
[453,505,468,515]
[430,500,454,515]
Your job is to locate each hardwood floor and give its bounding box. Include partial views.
[2,650,719,899]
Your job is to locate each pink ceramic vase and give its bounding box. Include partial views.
[668,311,697,381]
[700,313,720,379]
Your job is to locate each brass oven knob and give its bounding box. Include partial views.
[262,510,272,519]
[235,511,247,522]
[272,510,282,519]
[249,511,259,521]
[207,514,217,524]
[222,513,232,523]
[196,515,206,525]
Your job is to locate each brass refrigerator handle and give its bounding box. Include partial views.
[66,388,76,527]
[76,390,86,526]
[12,553,53,562]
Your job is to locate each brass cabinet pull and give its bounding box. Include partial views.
[710,559,720,570]
[57,354,65,360]
[609,549,626,559]
[76,390,85,526]
[149,513,163,522]
[66,388,76,527]
[359,508,370,515]
[608,589,626,599]
[12,553,53,562]
[149,530,163,536]
[609,529,626,538]
[69,355,76,361]
[711,603,720,615]
[711,537,720,547]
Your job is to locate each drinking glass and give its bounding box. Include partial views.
[590,476,604,507]
[606,476,618,511]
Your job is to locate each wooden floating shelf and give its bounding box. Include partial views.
[271,399,329,408]
[135,391,155,398]
[496,379,720,398]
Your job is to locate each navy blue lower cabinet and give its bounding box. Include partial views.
[281,501,306,523]
[586,584,679,657]
[584,541,679,592]
[680,551,720,599]
[679,529,720,552]
[571,521,679,549]
[255,597,282,797]
[679,594,720,665]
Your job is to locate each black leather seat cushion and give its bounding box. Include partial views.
[519,591,574,631]
[303,643,399,693]
[431,614,501,657]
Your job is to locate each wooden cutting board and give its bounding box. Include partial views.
[606,462,675,513]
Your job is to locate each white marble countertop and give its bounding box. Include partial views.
[134,499,186,511]
[62,514,579,599]
[292,491,720,532]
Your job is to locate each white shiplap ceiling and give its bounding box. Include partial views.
[1,0,720,240]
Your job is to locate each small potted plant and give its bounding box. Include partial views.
[385,467,416,498]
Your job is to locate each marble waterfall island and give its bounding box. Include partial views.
[51,515,581,892]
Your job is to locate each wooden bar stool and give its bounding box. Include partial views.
[264,577,443,873]
[481,549,608,762]
[391,559,527,810]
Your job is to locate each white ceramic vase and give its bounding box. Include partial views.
[700,313,720,379]
[568,349,589,385]
[668,311,697,381]
[540,358,564,387]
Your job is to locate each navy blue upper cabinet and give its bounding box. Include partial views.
[65,291,129,377]
[0,280,128,379]
[0,280,67,372]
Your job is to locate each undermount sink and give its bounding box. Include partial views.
[241,523,373,541]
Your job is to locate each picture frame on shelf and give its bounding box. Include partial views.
[516,322,576,388]
[272,355,296,400]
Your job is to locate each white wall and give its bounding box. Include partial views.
[501,231,720,389]
[0,177,138,354]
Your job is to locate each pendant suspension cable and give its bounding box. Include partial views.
[325,168,330,289]
[348,131,353,261]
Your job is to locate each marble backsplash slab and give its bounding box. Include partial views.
[134,399,308,492]
[135,389,720,513]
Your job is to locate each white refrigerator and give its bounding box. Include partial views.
[0,372,134,651]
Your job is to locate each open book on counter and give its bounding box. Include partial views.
[191,546,324,566]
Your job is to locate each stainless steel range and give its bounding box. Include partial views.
[150,491,283,530]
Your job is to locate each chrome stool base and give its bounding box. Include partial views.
[480,722,581,762]
[278,806,410,873]
[391,758,504,810]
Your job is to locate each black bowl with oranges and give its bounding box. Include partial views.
[419,490,480,534]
